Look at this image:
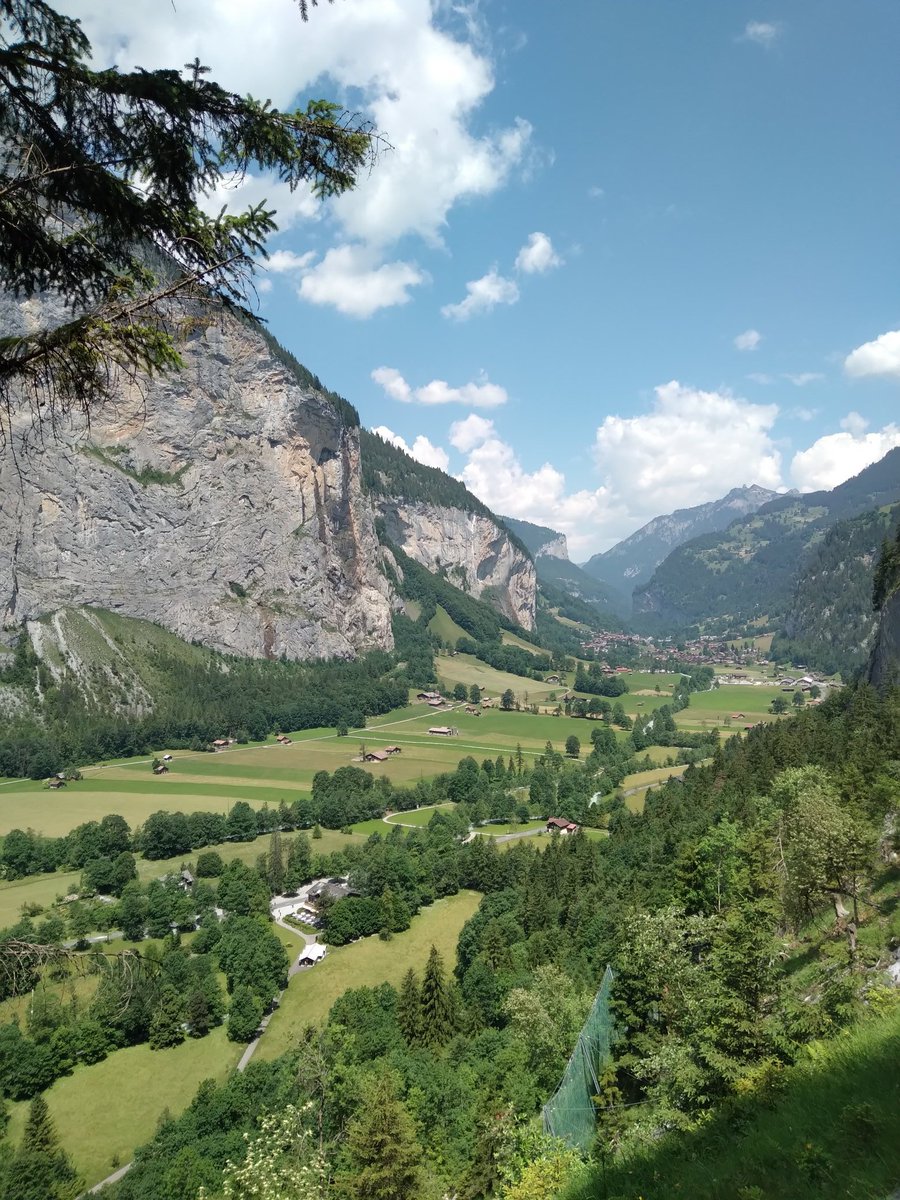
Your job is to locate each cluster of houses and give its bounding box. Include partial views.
[416,691,447,708]
[360,746,402,763]
[779,674,820,692]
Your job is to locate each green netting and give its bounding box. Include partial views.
[542,965,614,1151]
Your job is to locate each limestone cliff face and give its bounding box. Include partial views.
[377,502,536,630]
[0,310,394,660]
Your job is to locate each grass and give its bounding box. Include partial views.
[385,803,457,827]
[474,820,546,836]
[257,890,482,1054]
[427,604,471,646]
[6,1026,242,1189]
[436,653,560,701]
[562,1011,900,1200]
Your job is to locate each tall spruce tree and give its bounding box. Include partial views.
[341,1072,422,1200]
[396,968,421,1045]
[419,944,454,1047]
[7,1094,80,1200]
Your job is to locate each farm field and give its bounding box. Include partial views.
[6,1026,242,1189]
[427,604,471,646]
[257,889,482,1055]
[435,653,560,702]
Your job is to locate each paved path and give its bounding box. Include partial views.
[82,912,316,1193]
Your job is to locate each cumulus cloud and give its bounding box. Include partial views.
[740,21,783,46]
[514,231,563,274]
[445,381,786,556]
[844,329,900,379]
[371,425,449,471]
[371,368,507,408]
[441,268,519,321]
[265,249,317,274]
[734,328,762,351]
[297,245,425,317]
[62,0,533,311]
[197,171,321,229]
[790,420,900,491]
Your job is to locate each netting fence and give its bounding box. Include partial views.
[541,964,615,1151]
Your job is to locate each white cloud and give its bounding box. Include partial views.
[844,329,900,379]
[784,372,824,387]
[447,380,785,556]
[790,422,900,491]
[297,245,425,317]
[840,411,869,435]
[514,231,563,274]
[62,0,533,311]
[371,425,449,471]
[371,368,507,408]
[198,171,321,229]
[741,21,782,46]
[734,328,762,351]
[441,268,519,321]
[789,406,818,422]
[265,249,317,274]
[449,414,497,452]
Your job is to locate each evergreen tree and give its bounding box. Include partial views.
[7,1093,80,1200]
[419,945,454,1047]
[268,830,285,895]
[341,1072,422,1200]
[148,986,185,1050]
[396,969,421,1045]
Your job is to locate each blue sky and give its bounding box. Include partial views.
[70,0,900,556]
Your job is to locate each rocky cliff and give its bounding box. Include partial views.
[500,515,569,562]
[377,501,536,630]
[0,306,395,660]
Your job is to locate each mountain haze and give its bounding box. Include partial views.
[501,515,626,618]
[635,449,900,627]
[582,484,781,601]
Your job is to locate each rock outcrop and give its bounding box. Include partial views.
[377,501,536,630]
[0,308,395,660]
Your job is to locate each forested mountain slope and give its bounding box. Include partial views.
[583,484,780,598]
[635,448,900,626]
[501,516,628,619]
[869,522,900,688]
[771,502,900,676]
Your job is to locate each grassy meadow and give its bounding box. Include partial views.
[7,1027,242,1189]
[257,889,481,1054]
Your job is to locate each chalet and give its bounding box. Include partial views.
[730,713,745,720]
[428,698,445,708]
[428,726,456,736]
[162,754,173,762]
[309,878,357,903]
[464,706,481,716]
[47,778,66,789]
[416,691,442,702]
[481,698,493,708]
[153,764,169,775]
[276,735,293,745]
[546,817,579,835]
[212,738,229,750]
[298,943,327,967]
[364,750,389,763]
[384,746,402,755]
[545,674,562,685]
[180,869,194,889]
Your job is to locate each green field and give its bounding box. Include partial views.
[474,820,546,836]
[427,604,471,646]
[7,1026,242,1189]
[436,653,560,702]
[257,889,482,1054]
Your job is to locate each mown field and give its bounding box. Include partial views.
[7,1026,242,1189]
[257,889,482,1054]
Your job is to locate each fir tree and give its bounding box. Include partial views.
[396,969,421,1045]
[268,830,285,895]
[341,1072,422,1200]
[7,1094,80,1200]
[148,986,185,1050]
[419,945,454,1047]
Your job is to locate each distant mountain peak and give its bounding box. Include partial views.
[581,484,781,595]
[501,515,569,561]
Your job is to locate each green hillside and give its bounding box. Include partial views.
[635,447,900,627]
[771,502,900,676]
